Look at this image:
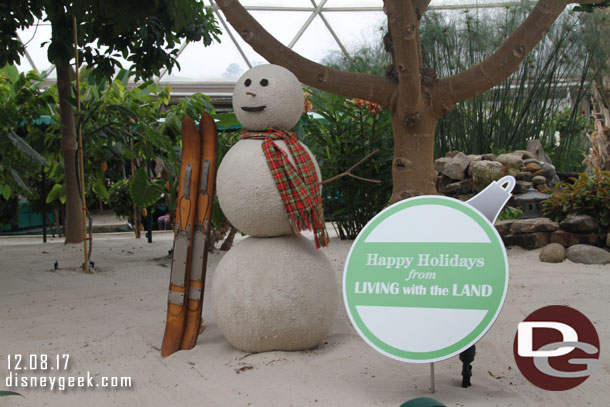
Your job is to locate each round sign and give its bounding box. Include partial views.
[343,196,509,363]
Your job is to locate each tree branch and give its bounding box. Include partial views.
[215,0,396,107]
[321,149,381,185]
[384,0,422,114]
[435,0,571,109]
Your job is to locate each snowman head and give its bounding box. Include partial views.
[233,64,304,131]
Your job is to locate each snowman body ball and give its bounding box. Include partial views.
[212,64,338,352]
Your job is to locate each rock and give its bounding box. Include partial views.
[527,139,552,164]
[457,193,474,201]
[495,220,514,236]
[525,162,542,172]
[607,232,610,247]
[445,150,460,158]
[509,217,559,234]
[211,235,338,352]
[515,180,534,194]
[437,175,454,195]
[468,154,483,162]
[502,166,520,178]
[523,158,540,166]
[507,151,524,158]
[532,175,546,185]
[536,184,549,192]
[540,162,560,187]
[566,244,610,265]
[559,215,598,233]
[469,160,504,192]
[516,171,533,182]
[445,179,473,196]
[503,232,550,249]
[482,153,496,161]
[496,153,524,170]
[514,150,535,159]
[442,152,471,180]
[550,230,602,247]
[539,243,566,263]
[434,157,451,174]
[533,169,545,177]
[217,139,322,237]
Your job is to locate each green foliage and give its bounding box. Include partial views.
[0,67,55,200]
[544,108,594,171]
[301,91,393,239]
[108,179,132,219]
[162,93,215,141]
[46,184,66,204]
[497,206,523,221]
[0,1,221,81]
[542,169,610,230]
[129,168,163,208]
[0,195,19,228]
[422,6,594,171]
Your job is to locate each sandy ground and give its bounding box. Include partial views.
[0,229,608,407]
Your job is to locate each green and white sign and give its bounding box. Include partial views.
[343,196,509,363]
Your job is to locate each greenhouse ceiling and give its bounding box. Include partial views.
[15,0,536,96]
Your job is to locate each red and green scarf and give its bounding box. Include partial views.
[242,129,329,248]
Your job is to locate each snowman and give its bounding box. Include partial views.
[211,64,338,352]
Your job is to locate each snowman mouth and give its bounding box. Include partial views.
[241,105,266,112]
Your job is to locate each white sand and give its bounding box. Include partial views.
[0,231,608,406]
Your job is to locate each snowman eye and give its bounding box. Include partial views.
[260,79,269,87]
[244,78,251,87]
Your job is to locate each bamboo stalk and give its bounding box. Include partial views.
[73,16,89,274]
[129,136,141,238]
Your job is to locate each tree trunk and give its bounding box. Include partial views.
[57,63,84,244]
[389,110,439,203]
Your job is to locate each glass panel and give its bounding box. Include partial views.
[165,30,255,82]
[323,0,382,7]
[291,15,341,63]
[248,10,312,47]
[321,11,386,52]
[240,0,313,7]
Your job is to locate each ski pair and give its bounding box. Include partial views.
[161,112,218,358]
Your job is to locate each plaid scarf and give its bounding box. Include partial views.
[242,129,329,248]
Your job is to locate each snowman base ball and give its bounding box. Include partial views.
[211,235,338,352]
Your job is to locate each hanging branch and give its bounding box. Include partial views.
[321,149,381,185]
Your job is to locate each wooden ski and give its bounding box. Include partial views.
[181,112,219,350]
[161,117,201,358]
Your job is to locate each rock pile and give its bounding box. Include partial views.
[436,148,559,201]
[495,214,605,250]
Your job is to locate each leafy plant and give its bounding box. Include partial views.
[301,91,393,239]
[108,179,132,220]
[0,67,55,200]
[542,169,610,230]
[497,206,523,221]
[0,195,19,230]
[129,168,164,209]
[423,6,594,169]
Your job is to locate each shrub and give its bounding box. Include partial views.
[300,91,393,239]
[108,179,133,220]
[542,169,610,230]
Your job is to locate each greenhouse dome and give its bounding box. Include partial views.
[15,0,532,98]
